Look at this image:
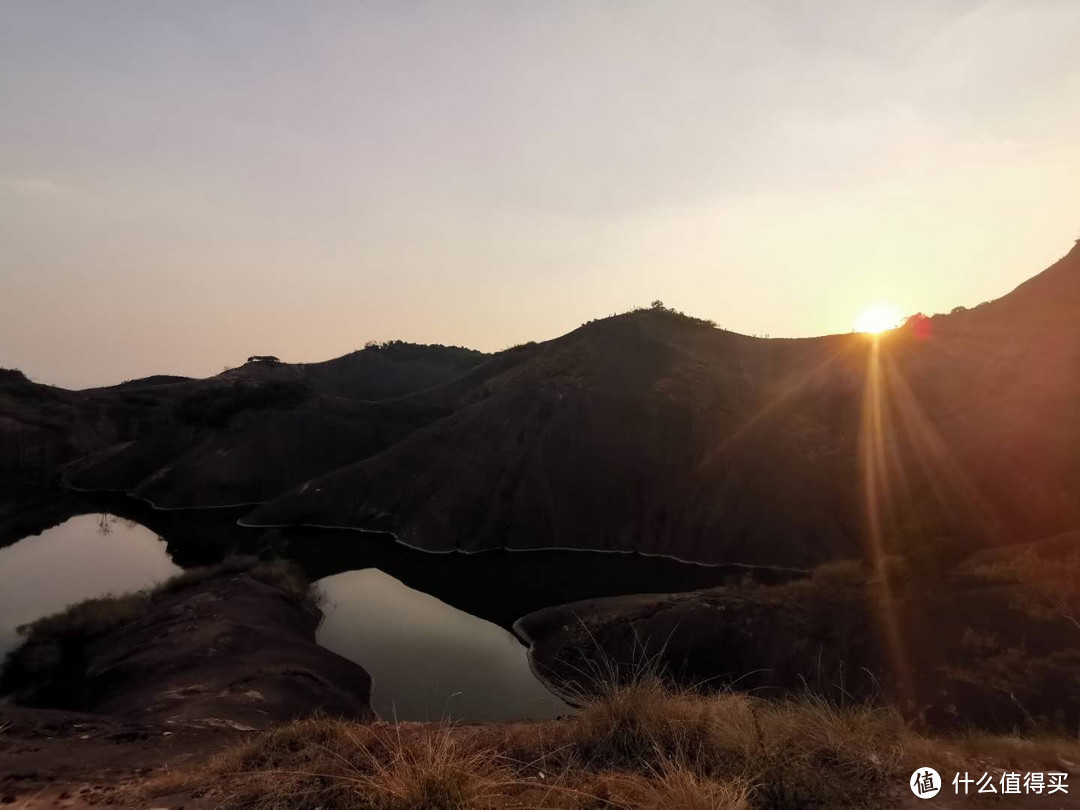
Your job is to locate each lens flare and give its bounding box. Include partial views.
[855,305,902,334]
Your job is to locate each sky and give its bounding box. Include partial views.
[2,1,1079,389]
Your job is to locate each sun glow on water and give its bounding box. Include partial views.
[855,305,903,335]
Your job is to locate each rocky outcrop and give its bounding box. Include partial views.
[516,564,1080,732]
[4,572,373,728]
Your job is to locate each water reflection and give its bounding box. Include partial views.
[0,514,181,657]
[316,569,567,722]
[284,527,794,631]
[1,497,802,722]
[18,494,798,632]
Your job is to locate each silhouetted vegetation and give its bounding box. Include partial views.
[581,300,719,331]
[639,299,718,328]
[356,339,486,368]
[175,380,312,428]
[497,340,538,355]
[0,371,62,402]
[0,368,29,385]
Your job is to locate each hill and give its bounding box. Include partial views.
[8,242,1080,566]
[244,242,1080,564]
[245,312,867,564]
[56,343,486,508]
[299,340,487,400]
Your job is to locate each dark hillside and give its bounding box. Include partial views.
[246,310,871,565]
[89,375,194,392]
[0,371,92,482]
[299,340,487,401]
[0,370,172,485]
[247,245,1080,565]
[879,241,1080,545]
[63,392,440,508]
[11,244,1080,568]
[210,341,489,401]
[53,343,489,508]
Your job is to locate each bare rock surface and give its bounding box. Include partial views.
[6,573,373,728]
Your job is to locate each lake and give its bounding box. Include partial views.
[317,568,566,721]
[0,513,570,721]
[0,505,781,721]
[0,514,181,657]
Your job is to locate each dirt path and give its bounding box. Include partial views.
[0,705,244,808]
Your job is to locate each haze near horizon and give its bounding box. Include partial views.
[2,0,1079,388]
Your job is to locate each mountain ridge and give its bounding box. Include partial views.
[4,242,1080,566]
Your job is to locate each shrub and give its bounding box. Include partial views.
[357,340,487,369]
[634,302,717,329]
[0,593,147,695]
[579,304,719,331]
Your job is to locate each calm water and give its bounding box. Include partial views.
[0,514,181,657]
[1,504,784,721]
[317,569,566,721]
[0,512,567,721]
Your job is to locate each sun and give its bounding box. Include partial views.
[855,305,903,335]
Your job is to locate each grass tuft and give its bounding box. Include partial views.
[610,763,750,810]
[570,675,730,771]
[197,720,514,810]
[129,675,1080,810]
[354,724,512,810]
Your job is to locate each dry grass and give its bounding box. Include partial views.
[560,677,903,809]
[172,718,519,810]
[129,665,1080,809]
[905,729,1080,771]
[569,676,729,771]
[153,555,313,603]
[135,681,914,810]
[610,764,750,810]
[353,725,514,810]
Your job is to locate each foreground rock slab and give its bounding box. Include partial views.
[6,572,373,728]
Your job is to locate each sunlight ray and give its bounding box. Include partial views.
[858,337,916,713]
